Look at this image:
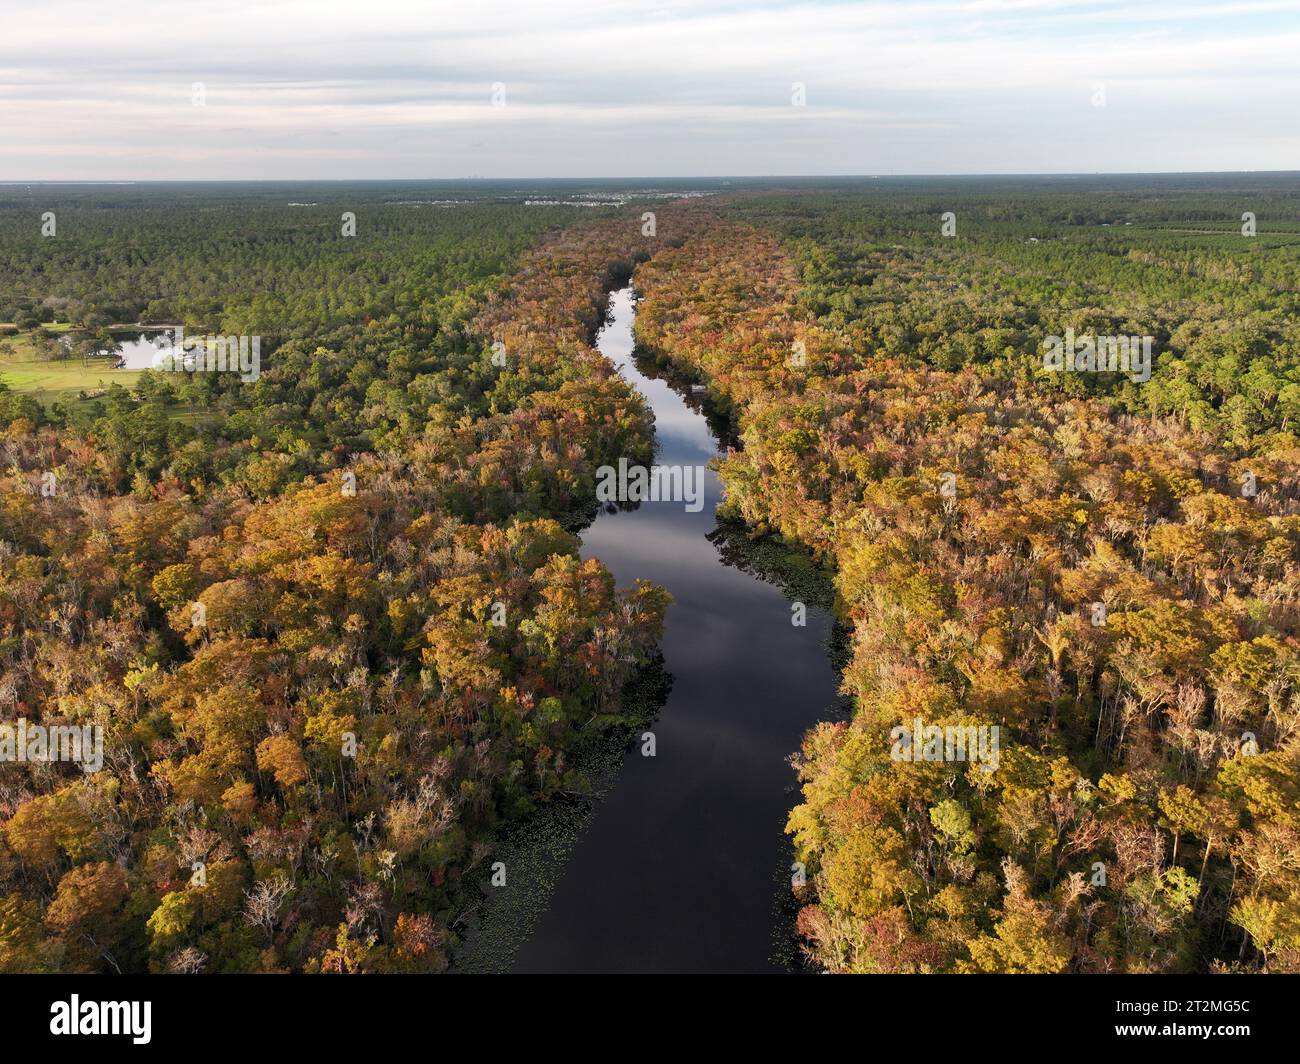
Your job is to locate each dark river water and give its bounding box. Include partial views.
[510,288,842,973]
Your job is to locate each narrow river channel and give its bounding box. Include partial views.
[509,287,842,973]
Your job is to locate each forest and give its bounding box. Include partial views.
[634,176,1300,972]
[0,187,672,972]
[2,176,1299,974]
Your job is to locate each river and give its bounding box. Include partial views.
[507,287,842,973]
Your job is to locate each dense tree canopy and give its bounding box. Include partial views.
[6,177,1300,975]
[633,185,1300,973]
[0,190,672,973]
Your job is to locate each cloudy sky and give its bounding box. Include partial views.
[3,0,1297,179]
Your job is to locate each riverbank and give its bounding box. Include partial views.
[464,285,844,973]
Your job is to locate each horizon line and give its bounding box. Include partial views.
[4,169,1300,186]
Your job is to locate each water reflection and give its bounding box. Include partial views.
[62,330,182,369]
[512,288,842,973]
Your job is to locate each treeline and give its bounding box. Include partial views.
[632,202,1300,973]
[0,195,676,973]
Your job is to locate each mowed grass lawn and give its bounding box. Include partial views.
[0,355,143,406]
[1,327,217,425]
[0,327,142,406]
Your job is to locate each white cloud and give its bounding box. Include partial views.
[0,0,1295,177]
